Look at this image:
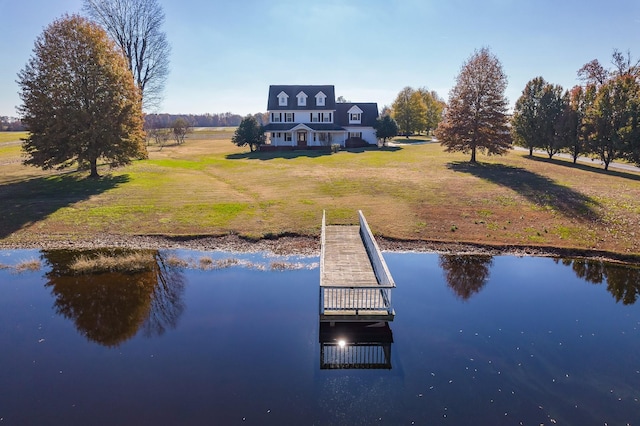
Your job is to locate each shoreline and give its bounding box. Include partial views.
[1,234,639,265]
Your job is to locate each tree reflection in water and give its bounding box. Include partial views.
[558,258,640,305]
[42,249,185,347]
[439,254,493,300]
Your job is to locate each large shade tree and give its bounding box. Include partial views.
[418,88,446,134]
[17,15,146,178]
[392,87,427,136]
[512,76,546,156]
[538,82,566,159]
[585,74,640,170]
[83,0,170,110]
[563,84,596,164]
[435,48,511,162]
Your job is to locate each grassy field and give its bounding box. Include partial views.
[1,128,639,256]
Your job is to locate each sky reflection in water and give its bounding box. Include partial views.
[0,249,638,425]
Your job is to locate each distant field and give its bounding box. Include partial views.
[1,128,639,256]
[0,131,27,143]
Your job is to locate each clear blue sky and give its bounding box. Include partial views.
[2,0,640,117]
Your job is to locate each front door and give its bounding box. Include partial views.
[297,131,307,147]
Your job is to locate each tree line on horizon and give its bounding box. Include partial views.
[0,116,26,131]
[143,112,269,130]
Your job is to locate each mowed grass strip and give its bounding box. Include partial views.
[1,128,639,254]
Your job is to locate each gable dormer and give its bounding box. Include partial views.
[297,91,308,106]
[278,91,289,106]
[315,91,327,107]
[348,105,363,123]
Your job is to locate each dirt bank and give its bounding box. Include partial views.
[1,233,639,265]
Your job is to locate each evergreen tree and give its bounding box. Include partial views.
[232,115,265,152]
[374,115,399,146]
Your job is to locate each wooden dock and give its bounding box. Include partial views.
[319,211,395,322]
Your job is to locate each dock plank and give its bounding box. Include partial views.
[321,226,377,287]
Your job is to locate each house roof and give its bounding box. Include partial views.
[267,85,336,110]
[335,103,379,127]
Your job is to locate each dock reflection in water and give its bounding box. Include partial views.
[319,321,393,369]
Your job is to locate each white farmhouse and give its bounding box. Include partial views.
[262,85,379,150]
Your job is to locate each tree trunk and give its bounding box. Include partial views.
[89,158,100,178]
[529,147,533,156]
[470,147,477,163]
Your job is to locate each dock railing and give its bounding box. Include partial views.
[321,285,395,314]
[358,210,395,288]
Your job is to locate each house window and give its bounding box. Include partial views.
[297,91,307,106]
[271,113,282,123]
[348,106,363,123]
[277,91,289,106]
[322,113,331,122]
[311,113,320,122]
[313,133,327,142]
[285,113,294,122]
[315,91,326,106]
[284,133,292,142]
[349,132,362,139]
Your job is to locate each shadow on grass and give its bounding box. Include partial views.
[226,146,400,160]
[0,173,130,239]
[525,155,640,182]
[447,161,600,219]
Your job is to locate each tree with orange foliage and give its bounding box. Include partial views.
[436,48,511,163]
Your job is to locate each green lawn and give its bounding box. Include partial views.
[1,130,640,256]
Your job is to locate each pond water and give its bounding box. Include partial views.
[0,249,639,425]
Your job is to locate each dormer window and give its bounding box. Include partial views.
[315,91,326,106]
[348,105,363,124]
[278,91,289,106]
[297,91,307,106]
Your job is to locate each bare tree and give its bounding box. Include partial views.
[83,0,170,110]
[611,49,640,78]
[147,127,170,149]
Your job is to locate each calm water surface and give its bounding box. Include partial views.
[0,249,639,425]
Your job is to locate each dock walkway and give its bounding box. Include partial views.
[319,211,395,322]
